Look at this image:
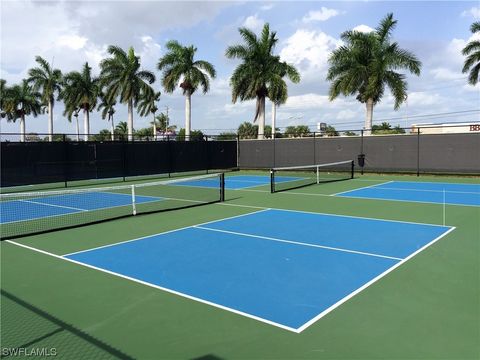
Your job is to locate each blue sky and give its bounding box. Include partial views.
[1,1,479,135]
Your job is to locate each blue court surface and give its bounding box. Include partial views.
[336,181,480,206]
[0,192,161,224]
[65,208,453,332]
[175,175,302,190]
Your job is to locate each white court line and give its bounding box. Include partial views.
[5,239,298,333]
[356,186,480,195]
[218,203,452,228]
[296,226,456,332]
[62,208,270,257]
[18,199,88,212]
[330,181,394,196]
[234,188,479,208]
[194,225,403,261]
[335,193,480,208]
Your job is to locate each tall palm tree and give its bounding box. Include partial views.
[27,56,62,141]
[137,90,161,140]
[2,80,42,142]
[97,93,117,141]
[158,41,216,140]
[226,23,293,139]
[462,22,480,85]
[100,46,156,141]
[62,63,100,141]
[326,13,421,135]
[154,112,173,133]
[268,60,300,138]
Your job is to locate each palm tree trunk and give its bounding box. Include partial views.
[110,115,115,141]
[257,96,265,140]
[365,98,374,136]
[75,115,80,141]
[20,114,26,142]
[83,108,90,141]
[185,90,191,141]
[271,102,276,139]
[153,113,157,141]
[128,99,134,141]
[48,100,53,142]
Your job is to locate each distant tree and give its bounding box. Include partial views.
[115,121,128,140]
[177,128,204,141]
[217,132,237,140]
[91,129,112,142]
[134,127,154,139]
[238,122,258,139]
[325,125,339,137]
[25,133,41,142]
[462,22,480,85]
[47,134,72,142]
[285,125,310,137]
[343,131,357,136]
[137,90,161,138]
[372,122,405,134]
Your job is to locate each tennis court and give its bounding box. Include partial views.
[1,167,478,359]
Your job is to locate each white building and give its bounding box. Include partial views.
[410,122,480,134]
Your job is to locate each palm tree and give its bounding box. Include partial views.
[27,56,62,141]
[2,80,42,142]
[62,62,100,141]
[137,90,161,140]
[100,46,156,141]
[227,24,293,139]
[268,60,300,138]
[97,93,117,141]
[115,121,128,140]
[462,22,480,85]
[158,41,216,140]
[326,13,421,135]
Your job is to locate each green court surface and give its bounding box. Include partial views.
[1,171,479,359]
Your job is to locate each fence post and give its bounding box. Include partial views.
[122,140,127,182]
[313,131,316,165]
[273,131,276,168]
[236,135,240,169]
[360,130,364,175]
[63,135,68,188]
[417,127,420,177]
[167,135,172,177]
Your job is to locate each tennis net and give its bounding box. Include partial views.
[0,172,225,239]
[270,160,354,193]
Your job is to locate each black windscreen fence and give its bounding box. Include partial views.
[239,133,480,175]
[1,140,237,188]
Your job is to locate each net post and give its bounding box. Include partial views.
[131,185,137,215]
[351,160,355,179]
[316,165,320,184]
[270,169,275,193]
[220,172,225,202]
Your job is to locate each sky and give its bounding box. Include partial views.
[1,0,479,136]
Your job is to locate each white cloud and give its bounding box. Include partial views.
[406,92,444,107]
[279,30,341,79]
[461,7,480,19]
[260,4,274,11]
[353,25,374,33]
[430,67,463,81]
[302,7,340,23]
[242,14,264,32]
[336,109,357,120]
[57,35,88,50]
